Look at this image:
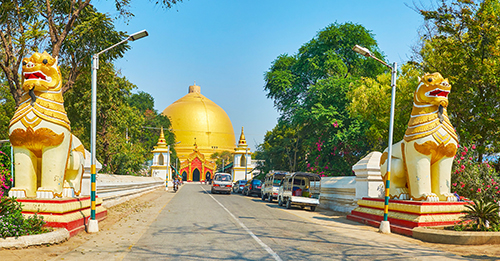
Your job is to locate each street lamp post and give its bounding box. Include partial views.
[244,148,249,181]
[88,30,148,233]
[352,45,397,234]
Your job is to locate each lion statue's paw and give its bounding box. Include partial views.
[422,193,440,202]
[441,193,458,202]
[392,188,409,200]
[398,193,410,200]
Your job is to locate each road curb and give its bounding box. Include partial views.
[413,227,500,245]
[0,228,69,249]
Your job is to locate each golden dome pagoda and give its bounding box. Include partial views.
[162,84,236,162]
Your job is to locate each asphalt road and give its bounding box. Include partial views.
[117,184,468,261]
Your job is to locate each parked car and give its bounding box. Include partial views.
[233,180,247,193]
[242,178,262,196]
[211,173,232,194]
[261,171,288,202]
[278,172,321,211]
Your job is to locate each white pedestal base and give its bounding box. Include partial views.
[87,219,99,233]
[379,221,391,234]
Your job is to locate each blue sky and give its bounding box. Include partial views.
[95,0,433,151]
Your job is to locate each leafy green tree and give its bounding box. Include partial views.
[64,62,175,175]
[256,122,305,173]
[129,91,155,113]
[416,0,500,161]
[262,22,387,176]
[0,81,15,140]
[265,23,385,120]
[128,91,176,164]
[348,63,421,151]
[210,151,234,170]
[0,0,182,105]
[64,61,138,170]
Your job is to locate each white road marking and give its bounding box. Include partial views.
[201,186,283,261]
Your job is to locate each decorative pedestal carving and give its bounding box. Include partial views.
[347,197,467,236]
[17,196,107,237]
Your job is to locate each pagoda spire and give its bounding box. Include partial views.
[156,127,167,148]
[238,126,247,147]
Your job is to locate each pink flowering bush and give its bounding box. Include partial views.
[451,144,500,203]
[0,148,12,198]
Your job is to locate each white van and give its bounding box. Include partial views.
[261,171,287,202]
[211,173,232,194]
[278,172,321,211]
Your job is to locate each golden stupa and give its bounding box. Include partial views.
[162,84,236,161]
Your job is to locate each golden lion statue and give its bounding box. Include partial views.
[8,51,85,199]
[380,72,458,202]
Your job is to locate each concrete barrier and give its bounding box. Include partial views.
[319,152,385,214]
[319,177,357,213]
[80,173,165,208]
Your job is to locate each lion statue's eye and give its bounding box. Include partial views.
[22,61,27,66]
[427,78,433,82]
[43,59,48,65]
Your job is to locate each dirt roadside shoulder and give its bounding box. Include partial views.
[308,208,500,260]
[0,188,174,261]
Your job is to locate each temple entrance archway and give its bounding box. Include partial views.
[193,169,200,182]
[178,149,216,182]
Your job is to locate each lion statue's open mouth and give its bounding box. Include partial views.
[427,89,449,98]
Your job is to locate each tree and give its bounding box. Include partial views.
[348,63,422,151]
[129,91,155,113]
[256,122,305,173]
[64,61,175,175]
[128,91,176,163]
[0,0,182,105]
[262,22,387,176]
[210,151,233,170]
[415,0,500,161]
[0,81,15,139]
[265,22,386,120]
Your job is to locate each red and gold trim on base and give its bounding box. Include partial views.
[18,196,107,237]
[347,197,467,236]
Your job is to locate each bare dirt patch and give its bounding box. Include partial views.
[0,189,163,261]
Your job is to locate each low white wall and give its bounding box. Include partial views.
[319,152,384,214]
[319,177,357,213]
[81,173,165,208]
